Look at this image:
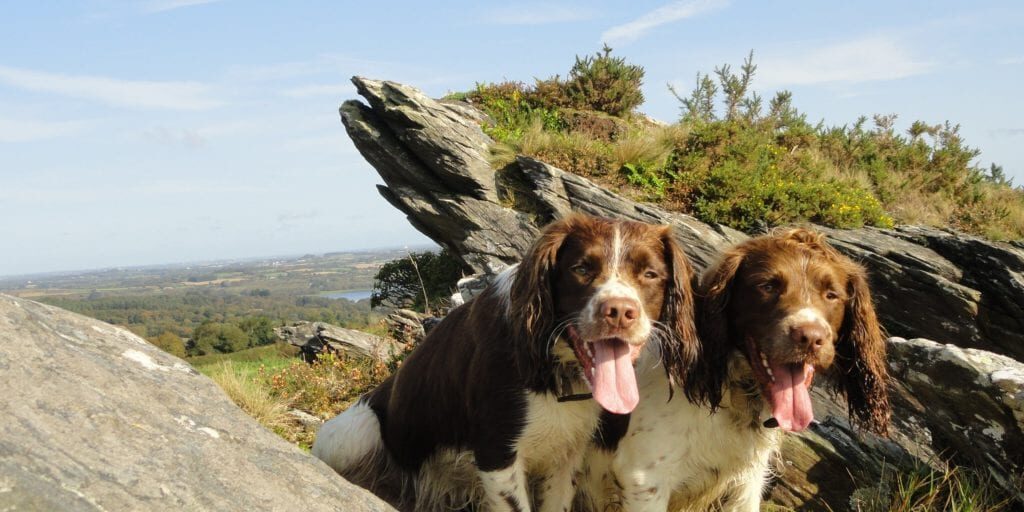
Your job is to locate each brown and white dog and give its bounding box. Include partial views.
[582,228,890,511]
[313,215,697,512]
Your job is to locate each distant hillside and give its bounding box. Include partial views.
[450,47,1023,240]
[0,250,408,358]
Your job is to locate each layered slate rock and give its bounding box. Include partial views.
[341,76,1024,362]
[339,77,1024,509]
[0,294,393,512]
[276,321,402,363]
[770,337,1024,509]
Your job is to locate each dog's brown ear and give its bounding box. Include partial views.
[687,247,745,409]
[509,217,574,385]
[835,264,891,435]
[658,227,699,390]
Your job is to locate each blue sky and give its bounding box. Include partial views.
[2,0,1022,276]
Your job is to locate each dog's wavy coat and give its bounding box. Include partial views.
[583,228,890,511]
[313,215,697,512]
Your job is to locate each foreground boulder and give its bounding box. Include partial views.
[0,294,393,511]
[339,77,1024,509]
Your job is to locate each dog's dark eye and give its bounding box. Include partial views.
[643,269,659,279]
[825,290,841,301]
[571,264,590,276]
[758,282,776,293]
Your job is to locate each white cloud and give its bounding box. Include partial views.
[0,118,90,143]
[482,4,596,25]
[0,65,222,110]
[601,0,728,45]
[998,56,1024,66]
[757,35,933,86]
[141,0,225,13]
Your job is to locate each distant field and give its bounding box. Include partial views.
[0,248,432,358]
[190,343,299,370]
[0,248,420,299]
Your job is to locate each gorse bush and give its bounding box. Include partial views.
[198,347,391,449]
[454,45,644,143]
[563,44,645,117]
[451,48,1023,239]
[263,351,389,419]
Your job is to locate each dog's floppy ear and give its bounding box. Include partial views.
[687,247,745,409]
[834,263,891,435]
[509,216,575,384]
[658,227,699,391]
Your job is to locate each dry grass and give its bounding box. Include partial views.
[206,360,293,434]
[265,351,390,419]
[850,463,1013,512]
[609,128,674,169]
[956,183,1024,241]
[202,349,393,449]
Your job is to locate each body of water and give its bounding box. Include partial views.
[320,289,373,301]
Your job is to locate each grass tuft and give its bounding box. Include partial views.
[850,462,1013,512]
[205,360,293,434]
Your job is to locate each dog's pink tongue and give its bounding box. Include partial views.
[768,362,814,432]
[591,339,639,414]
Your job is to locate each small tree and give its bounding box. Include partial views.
[150,331,186,358]
[189,321,249,355]
[670,50,764,123]
[371,249,463,313]
[670,73,718,122]
[238,316,278,346]
[564,44,645,117]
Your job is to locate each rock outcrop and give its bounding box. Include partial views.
[0,294,393,511]
[341,77,1024,364]
[339,77,1024,509]
[276,321,403,363]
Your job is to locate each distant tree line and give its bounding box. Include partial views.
[41,288,382,358]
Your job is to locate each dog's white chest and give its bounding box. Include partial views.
[518,391,602,472]
[608,362,780,509]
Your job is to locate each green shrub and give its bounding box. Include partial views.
[265,352,390,419]
[461,81,564,143]
[469,48,1023,240]
[563,44,644,117]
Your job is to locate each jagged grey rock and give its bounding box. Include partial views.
[384,309,427,345]
[339,77,1024,509]
[769,337,1024,508]
[887,337,1024,500]
[275,321,402,363]
[0,294,393,512]
[341,76,1024,362]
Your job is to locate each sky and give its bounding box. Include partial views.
[2,0,1022,276]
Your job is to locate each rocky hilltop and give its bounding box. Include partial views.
[0,294,393,511]
[340,77,1024,509]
